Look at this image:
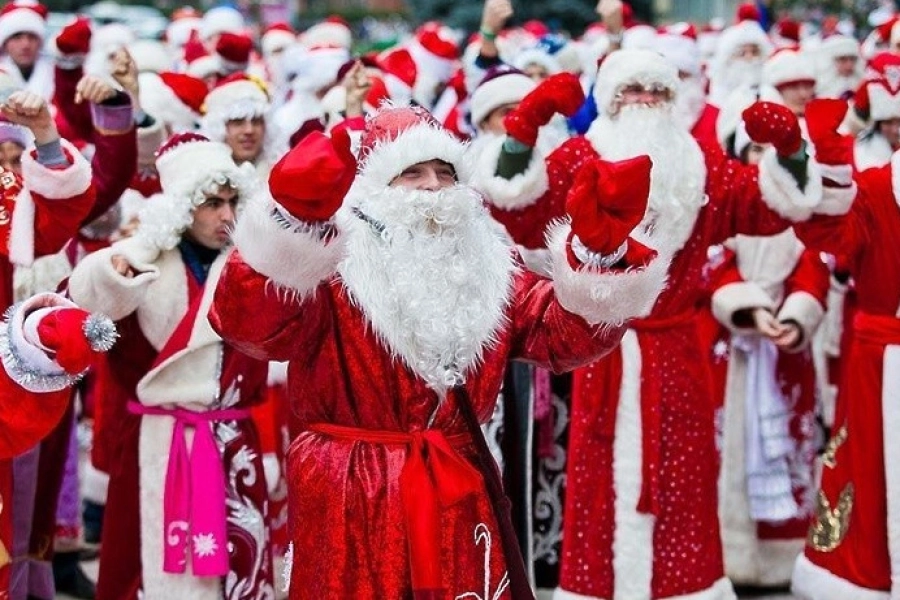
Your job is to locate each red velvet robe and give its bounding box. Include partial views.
[210,249,629,599]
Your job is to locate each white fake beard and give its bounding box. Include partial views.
[673,77,707,131]
[337,184,516,394]
[816,70,860,100]
[586,104,707,256]
[723,57,764,90]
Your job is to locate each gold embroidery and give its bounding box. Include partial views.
[808,483,854,552]
[822,425,848,469]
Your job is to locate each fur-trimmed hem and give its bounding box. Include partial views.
[791,554,890,600]
[469,135,550,210]
[553,577,735,600]
[548,223,668,326]
[711,281,776,335]
[21,139,92,199]
[232,192,344,297]
[724,535,804,586]
[0,292,81,392]
[777,291,825,351]
[883,346,900,598]
[757,148,821,222]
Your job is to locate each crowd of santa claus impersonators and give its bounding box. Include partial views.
[0,0,895,598]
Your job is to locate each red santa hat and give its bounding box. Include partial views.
[378,48,417,104]
[469,65,535,129]
[261,22,294,57]
[0,0,46,47]
[215,31,253,73]
[199,5,244,42]
[166,15,201,50]
[352,104,471,191]
[859,52,900,121]
[655,22,701,77]
[408,24,460,84]
[593,47,680,115]
[302,15,352,50]
[774,18,801,44]
[139,71,207,132]
[136,132,253,250]
[200,73,270,140]
[735,2,760,24]
[281,44,350,94]
[761,47,816,90]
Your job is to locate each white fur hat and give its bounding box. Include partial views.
[761,48,816,89]
[199,74,270,140]
[281,43,349,94]
[817,34,859,60]
[469,66,535,129]
[136,132,255,250]
[709,20,773,79]
[199,6,244,41]
[353,104,472,190]
[593,48,680,115]
[655,23,701,77]
[302,18,352,50]
[510,47,560,76]
[261,22,295,57]
[0,2,45,47]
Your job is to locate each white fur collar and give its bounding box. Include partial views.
[335,187,517,394]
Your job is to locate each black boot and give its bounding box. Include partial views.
[52,550,96,600]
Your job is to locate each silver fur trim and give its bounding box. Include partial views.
[83,314,118,352]
[0,303,80,392]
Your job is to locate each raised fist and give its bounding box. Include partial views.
[269,129,356,222]
[504,72,584,147]
[55,16,91,56]
[567,155,651,255]
[741,101,803,157]
[805,98,853,166]
[36,308,117,375]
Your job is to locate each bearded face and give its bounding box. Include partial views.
[336,182,516,394]
[673,76,708,131]
[586,95,707,256]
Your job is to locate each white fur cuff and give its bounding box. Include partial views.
[817,183,856,216]
[68,242,160,322]
[548,223,668,326]
[0,292,81,392]
[711,282,776,334]
[21,139,92,199]
[469,135,550,210]
[757,148,821,222]
[232,192,344,296]
[553,577,735,600]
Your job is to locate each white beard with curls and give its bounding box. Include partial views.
[585,103,707,257]
[336,183,517,395]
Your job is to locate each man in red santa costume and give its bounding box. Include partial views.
[789,101,900,600]
[813,34,861,101]
[711,228,829,587]
[209,103,671,599]
[0,0,52,100]
[853,52,900,170]
[482,45,854,598]
[67,133,273,600]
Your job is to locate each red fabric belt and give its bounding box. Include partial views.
[307,423,482,597]
[853,312,900,346]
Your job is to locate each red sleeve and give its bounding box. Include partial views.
[53,65,93,142]
[0,369,70,459]
[82,126,138,223]
[785,248,831,307]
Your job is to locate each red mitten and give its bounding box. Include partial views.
[566,155,652,255]
[36,308,117,375]
[504,72,585,147]
[805,98,853,165]
[741,101,803,157]
[55,16,91,55]
[268,130,356,222]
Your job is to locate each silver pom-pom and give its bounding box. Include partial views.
[82,314,118,352]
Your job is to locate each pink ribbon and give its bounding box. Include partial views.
[128,401,250,576]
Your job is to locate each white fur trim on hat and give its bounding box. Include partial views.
[199,6,244,41]
[511,47,561,77]
[201,79,269,124]
[408,36,455,83]
[546,222,669,326]
[655,32,701,76]
[166,16,200,49]
[354,121,472,191]
[710,21,774,81]
[282,44,349,94]
[593,48,681,115]
[817,35,859,60]
[762,50,816,89]
[0,292,81,392]
[261,29,295,57]
[138,72,198,133]
[302,21,352,50]
[869,83,900,121]
[0,7,45,47]
[186,54,221,80]
[232,192,344,297]
[470,72,535,129]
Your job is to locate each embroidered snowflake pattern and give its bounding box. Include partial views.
[455,523,509,600]
[192,532,219,558]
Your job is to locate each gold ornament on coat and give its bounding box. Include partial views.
[808,483,854,552]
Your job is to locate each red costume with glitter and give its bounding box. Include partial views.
[210,106,668,599]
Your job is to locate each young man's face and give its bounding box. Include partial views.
[0,141,24,175]
[185,186,238,250]
[224,116,265,163]
[778,81,815,116]
[4,32,41,69]
[389,159,456,191]
[481,102,518,136]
